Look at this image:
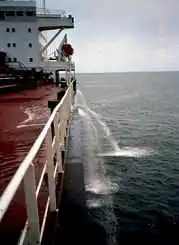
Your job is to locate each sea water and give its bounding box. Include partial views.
[72,72,179,245]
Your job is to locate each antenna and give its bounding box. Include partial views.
[43,0,46,12]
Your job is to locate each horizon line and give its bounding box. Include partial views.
[76,70,179,74]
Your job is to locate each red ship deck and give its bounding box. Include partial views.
[0,85,60,244]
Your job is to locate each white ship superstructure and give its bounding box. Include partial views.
[0,0,75,81]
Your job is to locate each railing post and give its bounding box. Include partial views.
[68,88,72,118]
[46,129,57,212]
[24,163,40,245]
[60,117,66,152]
[54,114,63,173]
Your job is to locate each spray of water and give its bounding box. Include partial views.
[87,107,120,153]
[76,90,155,159]
[77,104,120,153]
[74,89,155,244]
[75,89,118,245]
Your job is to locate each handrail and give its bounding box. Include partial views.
[0,87,73,244]
[37,8,66,17]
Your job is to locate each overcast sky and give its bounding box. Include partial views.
[45,0,179,72]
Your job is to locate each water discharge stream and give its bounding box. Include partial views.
[75,90,119,245]
[74,89,155,244]
[76,90,153,158]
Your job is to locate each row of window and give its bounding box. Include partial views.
[7,43,16,47]
[0,11,36,17]
[7,43,32,48]
[6,27,15,32]
[6,28,32,33]
[8,57,33,62]
[8,57,17,62]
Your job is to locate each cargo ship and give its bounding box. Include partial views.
[0,0,78,244]
[0,0,75,91]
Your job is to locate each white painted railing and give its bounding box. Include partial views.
[37,8,66,17]
[0,87,73,245]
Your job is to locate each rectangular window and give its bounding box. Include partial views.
[0,11,5,20]
[13,43,16,47]
[6,28,10,32]
[26,11,35,16]
[6,11,15,16]
[16,11,23,16]
[29,58,33,62]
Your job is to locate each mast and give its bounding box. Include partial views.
[42,0,45,13]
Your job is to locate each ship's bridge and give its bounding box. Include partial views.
[0,0,36,20]
[37,9,74,31]
[0,1,74,29]
[0,0,74,73]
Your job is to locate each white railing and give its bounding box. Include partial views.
[0,87,73,245]
[37,8,66,17]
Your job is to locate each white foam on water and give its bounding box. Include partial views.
[86,199,104,208]
[98,147,155,158]
[86,179,119,195]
